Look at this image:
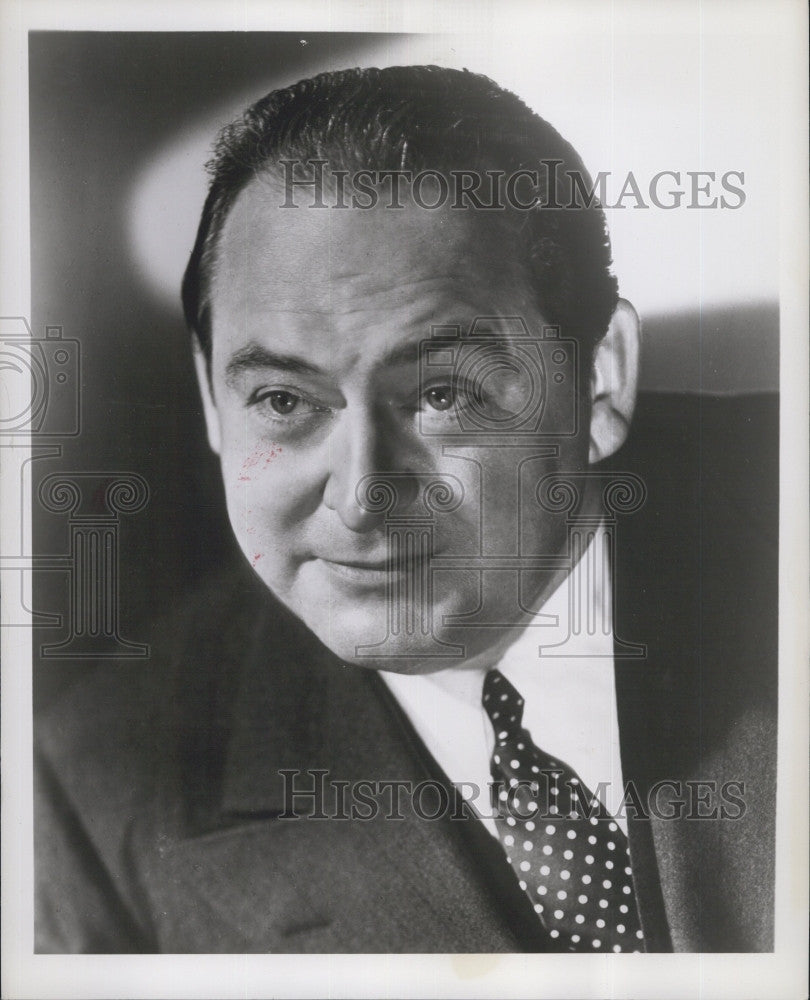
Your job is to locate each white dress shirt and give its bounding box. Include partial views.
[381,526,628,838]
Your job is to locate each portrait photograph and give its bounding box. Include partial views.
[1,1,807,998]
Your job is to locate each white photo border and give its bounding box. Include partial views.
[2,2,807,998]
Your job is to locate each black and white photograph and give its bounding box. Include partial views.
[1,2,807,998]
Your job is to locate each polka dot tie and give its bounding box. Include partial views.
[483,669,645,953]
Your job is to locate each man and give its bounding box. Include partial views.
[35,66,777,953]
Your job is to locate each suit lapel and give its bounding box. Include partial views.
[160,583,538,952]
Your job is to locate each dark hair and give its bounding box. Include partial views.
[182,65,618,363]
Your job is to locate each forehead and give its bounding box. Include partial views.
[208,175,539,364]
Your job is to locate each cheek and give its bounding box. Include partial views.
[432,446,576,557]
[226,440,286,486]
[219,441,312,553]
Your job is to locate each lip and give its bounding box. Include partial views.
[323,556,390,570]
[317,553,433,587]
[318,557,393,585]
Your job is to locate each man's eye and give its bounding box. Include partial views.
[267,390,300,415]
[422,381,480,414]
[425,385,456,411]
[250,388,324,422]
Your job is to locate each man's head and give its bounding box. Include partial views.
[183,66,640,672]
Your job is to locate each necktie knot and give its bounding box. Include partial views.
[482,669,525,741]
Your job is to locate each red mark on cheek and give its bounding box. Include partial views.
[239,445,283,482]
[252,553,263,566]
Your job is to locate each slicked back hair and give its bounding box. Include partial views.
[182,65,619,365]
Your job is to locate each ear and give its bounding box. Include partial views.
[192,340,221,455]
[588,298,640,463]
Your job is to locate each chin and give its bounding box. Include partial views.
[300,607,454,674]
[272,560,462,670]
[265,558,528,674]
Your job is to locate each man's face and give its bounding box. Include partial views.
[201,177,593,673]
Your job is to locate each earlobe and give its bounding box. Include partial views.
[588,298,640,463]
[192,341,222,455]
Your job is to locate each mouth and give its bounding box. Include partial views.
[317,553,432,587]
[318,556,393,585]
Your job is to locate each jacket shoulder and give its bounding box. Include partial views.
[33,566,273,951]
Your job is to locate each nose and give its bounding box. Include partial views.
[323,406,417,532]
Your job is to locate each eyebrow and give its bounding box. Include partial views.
[224,344,326,385]
[223,339,423,386]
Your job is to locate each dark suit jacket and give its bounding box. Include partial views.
[34,393,778,953]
